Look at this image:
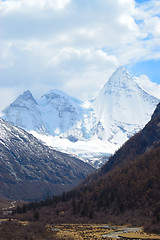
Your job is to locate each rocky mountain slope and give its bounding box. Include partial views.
[16,102,160,233]
[2,67,159,167]
[0,118,94,201]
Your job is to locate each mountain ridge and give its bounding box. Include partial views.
[0,118,94,201]
[2,67,159,167]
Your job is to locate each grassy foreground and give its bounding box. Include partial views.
[1,218,160,239]
[47,224,111,239]
[47,223,160,240]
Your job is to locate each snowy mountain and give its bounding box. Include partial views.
[0,118,94,200]
[3,89,88,136]
[93,66,159,147]
[2,67,159,167]
[38,89,84,136]
[2,90,46,134]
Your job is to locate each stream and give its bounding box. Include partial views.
[102,226,142,238]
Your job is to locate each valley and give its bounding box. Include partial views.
[0,68,160,239]
[1,0,160,237]
[0,215,160,240]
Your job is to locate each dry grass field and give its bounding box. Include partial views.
[0,219,160,239]
[47,224,111,239]
[119,232,160,240]
[47,224,160,240]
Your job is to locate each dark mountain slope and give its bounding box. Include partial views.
[14,103,160,233]
[16,143,160,231]
[66,102,160,230]
[57,142,158,232]
[100,102,160,175]
[0,118,94,201]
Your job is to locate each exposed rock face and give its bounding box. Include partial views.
[0,118,94,201]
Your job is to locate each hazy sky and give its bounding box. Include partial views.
[0,0,160,111]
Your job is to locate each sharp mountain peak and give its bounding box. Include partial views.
[1,67,159,167]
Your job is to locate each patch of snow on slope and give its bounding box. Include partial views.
[30,131,115,168]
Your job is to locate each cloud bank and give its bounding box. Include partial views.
[0,0,160,110]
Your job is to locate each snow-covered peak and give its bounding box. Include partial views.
[2,90,38,115]
[93,66,159,142]
[2,90,37,113]
[21,90,36,102]
[36,89,84,136]
[41,89,82,105]
[95,66,159,113]
[2,90,45,133]
[42,89,68,100]
[110,66,128,78]
[102,66,138,94]
[113,66,127,74]
[12,90,37,106]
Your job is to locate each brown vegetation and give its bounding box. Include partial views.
[12,144,160,233]
[2,104,160,238]
[0,219,54,240]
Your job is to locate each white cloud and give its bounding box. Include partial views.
[0,88,22,112]
[136,74,160,99]
[0,0,71,15]
[0,0,160,110]
[144,16,160,37]
[0,41,14,69]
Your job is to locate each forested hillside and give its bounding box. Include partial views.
[14,103,160,233]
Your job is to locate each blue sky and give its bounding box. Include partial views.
[0,0,160,110]
[128,59,160,84]
[136,0,149,2]
[130,0,160,85]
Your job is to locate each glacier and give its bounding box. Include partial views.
[2,67,160,167]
